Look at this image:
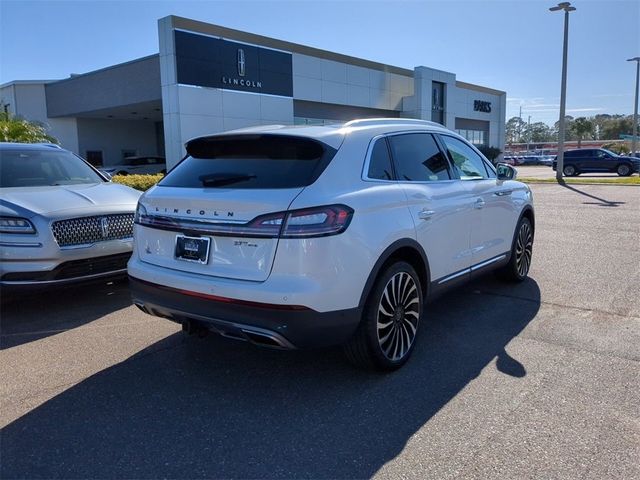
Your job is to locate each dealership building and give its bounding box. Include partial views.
[1,15,506,169]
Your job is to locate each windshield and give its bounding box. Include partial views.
[0,148,105,187]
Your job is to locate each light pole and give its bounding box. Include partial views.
[550,2,576,181]
[627,57,640,157]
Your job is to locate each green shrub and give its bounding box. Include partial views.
[477,145,502,162]
[0,112,59,144]
[112,174,163,191]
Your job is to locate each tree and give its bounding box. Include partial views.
[572,117,593,147]
[477,145,502,164]
[553,115,575,141]
[506,117,526,144]
[0,112,58,144]
[601,116,633,140]
[525,122,554,143]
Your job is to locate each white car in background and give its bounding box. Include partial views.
[100,156,166,176]
[0,143,141,288]
[129,119,535,370]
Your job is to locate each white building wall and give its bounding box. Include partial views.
[158,18,505,167]
[159,17,295,168]
[292,54,413,111]
[0,83,79,153]
[403,67,506,151]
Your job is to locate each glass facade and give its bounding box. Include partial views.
[456,129,487,146]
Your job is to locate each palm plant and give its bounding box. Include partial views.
[0,112,59,144]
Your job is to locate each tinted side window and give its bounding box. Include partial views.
[367,138,394,180]
[440,135,488,180]
[388,133,451,182]
[564,150,577,158]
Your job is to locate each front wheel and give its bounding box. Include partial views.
[343,261,423,371]
[616,164,631,177]
[497,217,533,282]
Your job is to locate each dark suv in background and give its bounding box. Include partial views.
[552,148,639,176]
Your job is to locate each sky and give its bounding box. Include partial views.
[1,0,638,126]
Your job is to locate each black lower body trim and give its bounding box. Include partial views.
[129,276,362,349]
[1,253,131,285]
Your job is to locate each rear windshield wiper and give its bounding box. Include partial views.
[199,174,257,187]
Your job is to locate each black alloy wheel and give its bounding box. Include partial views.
[344,261,423,370]
[497,217,533,282]
[617,164,631,177]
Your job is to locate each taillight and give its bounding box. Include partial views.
[137,204,353,238]
[281,205,353,238]
[246,205,353,238]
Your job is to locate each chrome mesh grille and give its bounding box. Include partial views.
[51,214,134,247]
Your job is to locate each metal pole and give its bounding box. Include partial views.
[527,115,531,153]
[632,60,639,157]
[556,9,570,181]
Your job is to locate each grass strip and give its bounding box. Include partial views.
[518,176,640,186]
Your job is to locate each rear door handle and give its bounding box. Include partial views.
[418,209,436,220]
[474,198,485,209]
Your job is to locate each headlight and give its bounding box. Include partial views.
[0,216,37,234]
[134,202,148,223]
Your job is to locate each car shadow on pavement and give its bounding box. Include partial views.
[0,278,132,349]
[1,276,540,479]
[558,181,626,207]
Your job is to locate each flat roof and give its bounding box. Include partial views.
[169,16,416,77]
[3,17,505,98]
[0,80,59,89]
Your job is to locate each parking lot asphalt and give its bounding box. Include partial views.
[1,183,639,479]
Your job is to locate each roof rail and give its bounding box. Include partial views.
[343,118,444,129]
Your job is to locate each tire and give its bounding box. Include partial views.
[563,164,577,176]
[343,261,423,371]
[497,217,533,282]
[616,164,632,177]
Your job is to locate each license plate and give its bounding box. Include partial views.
[175,235,211,264]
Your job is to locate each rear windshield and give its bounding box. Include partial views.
[0,148,104,187]
[160,134,337,189]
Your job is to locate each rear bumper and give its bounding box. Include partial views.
[129,276,362,349]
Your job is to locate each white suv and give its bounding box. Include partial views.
[128,119,534,370]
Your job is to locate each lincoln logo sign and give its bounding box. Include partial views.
[474,100,492,113]
[174,30,293,97]
[237,49,245,77]
[222,48,262,88]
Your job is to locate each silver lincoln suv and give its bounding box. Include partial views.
[0,143,141,288]
[129,119,534,370]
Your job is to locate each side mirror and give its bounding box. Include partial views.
[496,163,516,181]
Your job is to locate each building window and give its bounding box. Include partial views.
[294,117,340,126]
[431,81,445,125]
[85,151,103,167]
[456,129,486,146]
[122,149,137,160]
